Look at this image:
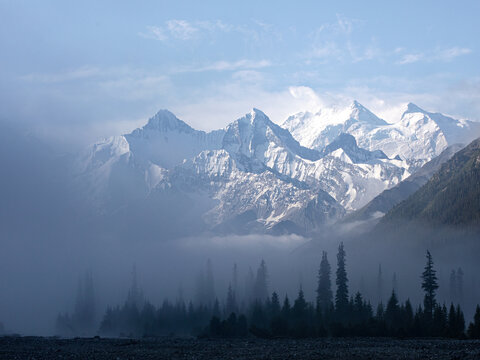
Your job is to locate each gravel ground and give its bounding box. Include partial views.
[1,336,480,360]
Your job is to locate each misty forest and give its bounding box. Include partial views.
[52,243,480,341]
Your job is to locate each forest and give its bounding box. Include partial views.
[55,243,480,340]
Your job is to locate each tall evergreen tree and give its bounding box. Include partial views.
[225,284,237,315]
[377,264,384,305]
[205,259,216,307]
[421,250,439,317]
[316,251,333,311]
[270,292,281,317]
[335,242,349,315]
[127,265,144,309]
[449,269,457,304]
[385,290,400,331]
[232,263,239,300]
[467,305,480,339]
[253,259,268,301]
[392,273,398,295]
[244,267,255,304]
[456,267,464,306]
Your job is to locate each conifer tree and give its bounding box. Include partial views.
[205,259,216,307]
[244,267,255,304]
[225,284,237,315]
[253,259,268,301]
[449,269,457,304]
[335,242,349,315]
[392,273,398,295]
[232,263,239,300]
[385,290,400,331]
[421,250,438,318]
[377,264,384,305]
[456,267,464,306]
[316,251,333,311]
[467,305,480,339]
[270,292,281,317]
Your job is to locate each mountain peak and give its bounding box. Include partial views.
[143,109,194,133]
[404,102,426,114]
[350,99,364,109]
[246,108,269,124]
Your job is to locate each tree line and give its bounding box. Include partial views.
[56,244,480,339]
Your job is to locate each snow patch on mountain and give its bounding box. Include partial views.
[284,101,475,170]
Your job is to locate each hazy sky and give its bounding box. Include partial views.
[1,0,479,147]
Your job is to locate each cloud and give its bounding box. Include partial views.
[397,53,424,65]
[436,47,472,61]
[396,47,472,65]
[139,26,167,41]
[139,20,232,42]
[166,20,198,40]
[307,16,381,63]
[174,59,272,73]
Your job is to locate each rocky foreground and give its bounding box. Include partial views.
[2,336,480,359]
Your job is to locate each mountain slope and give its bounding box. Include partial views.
[380,138,480,226]
[345,144,463,222]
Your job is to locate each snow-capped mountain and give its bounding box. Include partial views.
[283,101,476,170]
[77,108,412,235]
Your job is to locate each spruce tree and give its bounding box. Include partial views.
[316,251,333,312]
[421,250,438,318]
[225,284,237,315]
[377,264,384,305]
[205,259,216,307]
[456,267,464,306]
[449,269,457,304]
[335,242,349,315]
[467,305,480,339]
[385,290,400,332]
[270,292,281,317]
[253,259,268,301]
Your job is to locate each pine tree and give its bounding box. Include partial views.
[244,267,255,304]
[232,263,239,300]
[467,305,480,339]
[392,273,398,295]
[270,292,281,317]
[127,265,144,309]
[205,259,216,307]
[385,290,400,332]
[456,267,464,306]
[449,269,457,304]
[377,264,384,305]
[293,288,307,319]
[225,284,237,316]
[253,259,268,301]
[335,242,349,316]
[421,250,439,318]
[316,251,333,312]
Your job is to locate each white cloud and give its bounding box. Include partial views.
[173,59,272,73]
[139,19,233,42]
[335,13,355,35]
[397,53,424,65]
[396,47,472,65]
[138,26,167,41]
[166,19,198,40]
[436,47,472,61]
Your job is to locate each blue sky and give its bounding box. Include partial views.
[1,0,479,147]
